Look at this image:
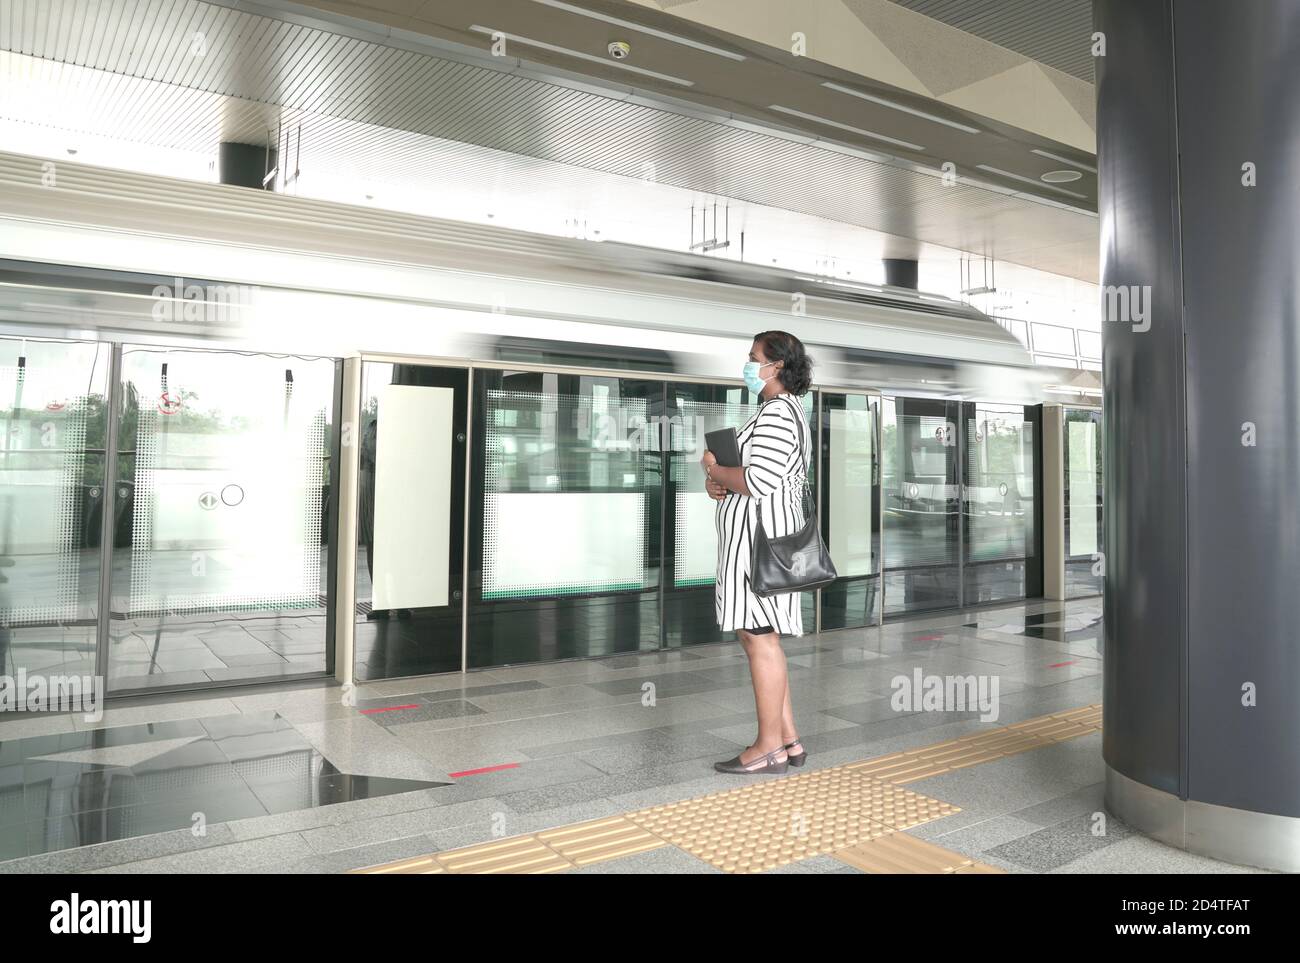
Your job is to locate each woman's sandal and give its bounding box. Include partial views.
[714,745,789,774]
[784,739,807,767]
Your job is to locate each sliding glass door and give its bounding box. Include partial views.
[882,396,1042,615]
[107,346,339,691]
[1063,407,1103,598]
[818,391,881,630]
[0,336,108,690]
[467,369,664,666]
[662,382,819,646]
[352,362,468,682]
[882,397,961,615]
[962,402,1041,605]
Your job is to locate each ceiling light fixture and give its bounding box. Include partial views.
[768,105,924,151]
[1031,147,1097,173]
[821,82,981,134]
[527,0,746,61]
[469,26,694,86]
[975,164,1087,199]
[1041,169,1083,184]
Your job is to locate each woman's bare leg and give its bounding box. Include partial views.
[737,628,790,765]
[781,681,800,748]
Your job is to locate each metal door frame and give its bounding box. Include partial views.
[95,340,342,699]
[342,353,474,684]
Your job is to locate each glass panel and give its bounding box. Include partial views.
[963,403,1038,605]
[661,384,816,644]
[1034,354,1079,368]
[0,337,108,699]
[1064,407,1103,598]
[468,370,662,666]
[354,363,467,681]
[882,397,960,615]
[108,346,337,691]
[819,392,881,630]
[1030,322,1077,356]
[1077,330,1103,360]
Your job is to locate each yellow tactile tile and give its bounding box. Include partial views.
[537,815,667,866]
[836,833,1006,874]
[435,834,573,874]
[622,766,958,873]
[352,855,445,874]
[845,702,1103,785]
[353,704,1100,874]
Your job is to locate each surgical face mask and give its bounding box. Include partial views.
[743,360,775,395]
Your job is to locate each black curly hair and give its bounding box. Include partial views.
[753,330,813,395]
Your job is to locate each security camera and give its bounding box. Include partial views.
[607,40,631,60]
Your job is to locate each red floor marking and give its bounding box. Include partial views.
[449,763,521,778]
[359,703,420,714]
[914,634,943,642]
[1048,661,1078,668]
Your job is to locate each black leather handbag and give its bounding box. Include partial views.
[750,397,838,597]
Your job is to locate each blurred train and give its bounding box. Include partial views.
[0,150,1098,403]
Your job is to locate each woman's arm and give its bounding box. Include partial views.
[702,458,753,497]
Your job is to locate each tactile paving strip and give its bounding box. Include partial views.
[353,704,1100,874]
[357,855,446,874]
[622,767,958,874]
[836,833,1006,874]
[349,815,665,874]
[847,704,1102,785]
[538,816,667,866]
[435,834,573,874]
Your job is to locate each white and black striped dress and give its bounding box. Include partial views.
[714,392,811,636]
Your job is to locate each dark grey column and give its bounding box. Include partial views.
[1097,0,1300,870]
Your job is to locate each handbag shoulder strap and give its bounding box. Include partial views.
[775,394,809,475]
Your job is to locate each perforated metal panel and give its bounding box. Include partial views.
[890,0,1095,81]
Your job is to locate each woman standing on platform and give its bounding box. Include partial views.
[701,330,813,775]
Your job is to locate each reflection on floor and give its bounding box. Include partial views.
[0,548,330,692]
[0,712,449,860]
[962,608,1103,646]
[0,597,1265,873]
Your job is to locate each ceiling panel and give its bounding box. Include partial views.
[889,0,1095,81]
[0,0,1099,280]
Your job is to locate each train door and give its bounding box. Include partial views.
[347,359,469,682]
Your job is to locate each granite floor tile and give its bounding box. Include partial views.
[985,811,1135,872]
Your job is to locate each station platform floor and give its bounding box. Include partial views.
[0,597,1265,874]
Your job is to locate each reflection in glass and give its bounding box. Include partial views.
[882,397,960,615]
[469,370,662,666]
[108,347,336,690]
[1064,407,1103,598]
[963,403,1038,605]
[819,393,881,630]
[0,337,107,693]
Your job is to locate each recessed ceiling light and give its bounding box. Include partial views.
[1041,169,1083,184]
[469,25,694,86]
[975,164,1086,199]
[821,82,981,134]
[768,105,924,151]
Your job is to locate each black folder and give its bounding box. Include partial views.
[705,426,742,467]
